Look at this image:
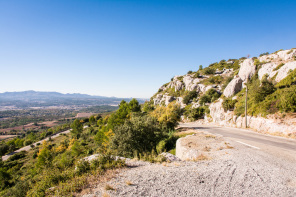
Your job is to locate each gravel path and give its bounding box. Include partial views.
[82,141,296,197]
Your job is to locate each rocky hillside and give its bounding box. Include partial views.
[150,48,296,136]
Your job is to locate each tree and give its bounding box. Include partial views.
[150,102,181,130]
[199,65,203,71]
[111,115,163,157]
[128,98,141,112]
[89,115,96,125]
[71,119,83,139]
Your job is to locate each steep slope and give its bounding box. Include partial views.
[150,48,296,136]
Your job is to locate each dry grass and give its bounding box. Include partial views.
[203,146,211,152]
[217,146,224,151]
[125,180,133,186]
[224,142,234,149]
[74,168,120,196]
[193,154,209,161]
[205,134,216,138]
[102,192,110,197]
[105,184,115,190]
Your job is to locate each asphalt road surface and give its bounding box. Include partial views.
[179,122,296,162]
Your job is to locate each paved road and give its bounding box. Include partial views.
[179,122,296,162]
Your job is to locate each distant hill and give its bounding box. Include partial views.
[0,90,146,109]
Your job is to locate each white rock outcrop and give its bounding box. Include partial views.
[223,76,243,97]
[259,49,296,62]
[258,62,278,80]
[209,99,225,123]
[238,58,256,81]
[274,61,296,82]
[153,94,176,106]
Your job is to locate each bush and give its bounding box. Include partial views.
[222,98,237,111]
[184,106,209,121]
[276,69,296,88]
[203,75,223,85]
[183,91,198,105]
[111,115,164,157]
[187,70,193,74]
[7,151,26,162]
[259,52,269,57]
[156,140,166,154]
[76,160,90,175]
[202,67,215,75]
[199,89,221,105]
[254,79,275,103]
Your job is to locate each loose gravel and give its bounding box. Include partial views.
[82,142,296,197]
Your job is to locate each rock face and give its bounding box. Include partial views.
[209,98,226,123]
[153,94,176,106]
[274,61,296,82]
[208,98,296,135]
[223,76,243,97]
[258,63,278,80]
[238,58,256,81]
[259,49,296,62]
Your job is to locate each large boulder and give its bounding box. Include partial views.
[238,58,256,81]
[223,76,243,97]
[209,98,225,123]
[176,135,199,160]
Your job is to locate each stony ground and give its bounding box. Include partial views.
[81,132,296,197]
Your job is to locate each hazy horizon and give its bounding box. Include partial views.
[1,0,296,98]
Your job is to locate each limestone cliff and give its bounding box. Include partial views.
[150,48,296,136]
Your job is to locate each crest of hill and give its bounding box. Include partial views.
[150,48,296,121]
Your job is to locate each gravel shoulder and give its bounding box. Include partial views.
[82,130,296,197]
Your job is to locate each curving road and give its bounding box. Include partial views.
[179,122,296,162]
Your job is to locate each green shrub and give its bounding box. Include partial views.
[184,106,209,121]
[187,71,193,74]
[183,91,198,105]
[259,52,269,57]
[111,115,164,157]
[156,140,166,154]
[222,98,237,111]
[76,160,90,175]
[276,69,296,88]
[199,89,221,105]
[202,67,215,75]
[203,75,223,85]
[7,151,26,162]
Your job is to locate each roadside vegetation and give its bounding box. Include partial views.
[0,98,183,196]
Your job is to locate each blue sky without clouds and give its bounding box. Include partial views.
[1,0,296,98]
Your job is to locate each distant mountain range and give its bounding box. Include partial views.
[0,91,146,109]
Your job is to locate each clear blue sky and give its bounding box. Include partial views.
[1,0,296,98]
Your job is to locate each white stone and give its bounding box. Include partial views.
[258,62,278,80]
[223,76,243,97]
[275,61,296,82]
[238,58,256,81]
